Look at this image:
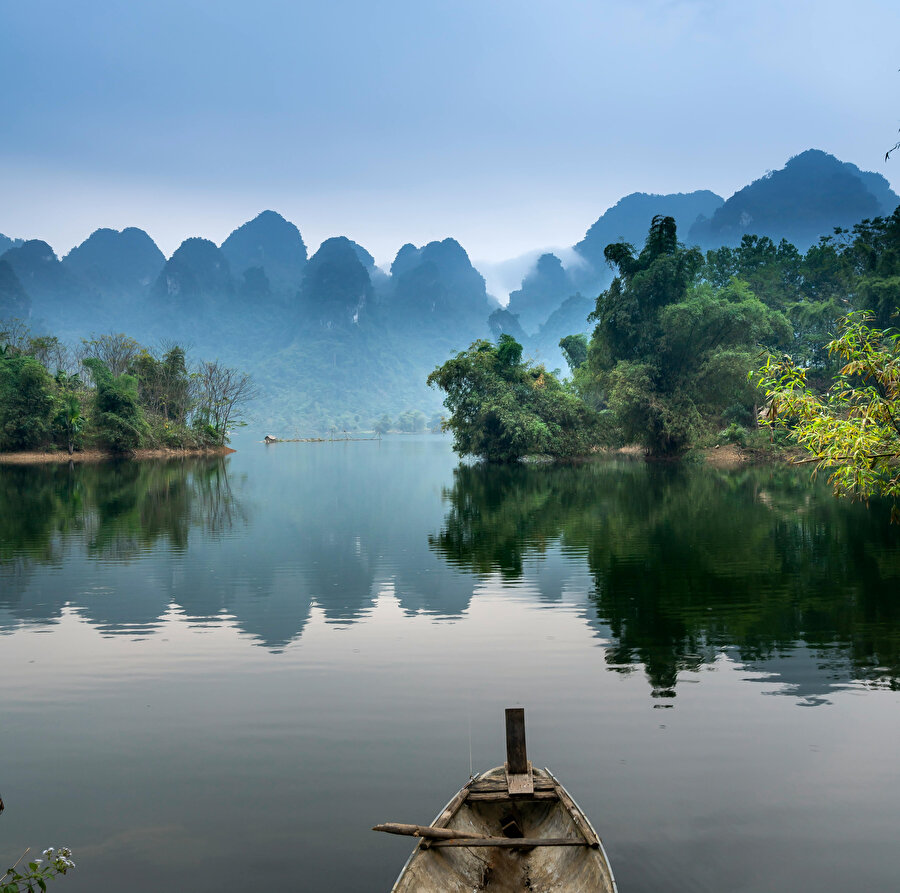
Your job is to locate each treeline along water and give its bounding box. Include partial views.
[1,438,899,892]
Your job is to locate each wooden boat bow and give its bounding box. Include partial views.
[375,708,618,891]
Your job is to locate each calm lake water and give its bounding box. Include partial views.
[2,437,899,893]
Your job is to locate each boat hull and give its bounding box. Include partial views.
[390,766,617,893]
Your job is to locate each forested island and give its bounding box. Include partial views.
[429,210,900,511]
[0,326,254,458]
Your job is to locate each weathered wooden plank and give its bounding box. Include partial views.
[373,823,483,840]
[428,837,590,848]
[548,775,599,848]
[466,790,558,802]
[506,760,534,795]
[505,708,528,773]
[469,777,554,796]
[431,778,474,829]
[468,778,555,793]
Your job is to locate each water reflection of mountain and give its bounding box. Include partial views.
[4,449,900,692]
[0,443,479,649]
[0,459,250,635]
[429,461,900,699]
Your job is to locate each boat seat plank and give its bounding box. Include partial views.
[428,837,591,848]
[468,778,556,793]
[466,790,558,802]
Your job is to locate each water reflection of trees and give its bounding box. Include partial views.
[6,453,900,684]
[0,458,247,620]
[0,459,244,562]
[429,461,900,697]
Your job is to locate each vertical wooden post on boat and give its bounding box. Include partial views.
[505,708,528,773]
[505,707,534,794]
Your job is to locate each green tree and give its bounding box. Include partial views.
[701,235,802,313]
[757,312,900,519]
[83,358,148,453]
[53,370,87,454]
[428,334,602,461]
[130,344,191,424]
[559,333,588,373]
[838,209,900,329]
[0,349,56,450]
[396,409,426,433]
[26,334,72,376]
[583,216,790,455]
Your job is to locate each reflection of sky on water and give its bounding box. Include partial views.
[4,586,900,893]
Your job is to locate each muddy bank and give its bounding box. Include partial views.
[600,442,797,469]
[700,443,746,468]
[0,446,236,464]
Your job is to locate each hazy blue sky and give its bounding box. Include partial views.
[2,0,899,268]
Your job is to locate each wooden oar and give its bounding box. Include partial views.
[372,823,483,840]
[372,823,589,847]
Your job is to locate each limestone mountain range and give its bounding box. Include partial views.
[0,149,896,431]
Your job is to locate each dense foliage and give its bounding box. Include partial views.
[0,351,56,450]
[758,313,900,518]
[0,325,255,454]
[83,357,148,453]
[432,208,900,463]
[427,334,602,461]
[578,216,791,455]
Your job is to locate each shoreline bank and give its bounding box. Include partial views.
[0,446,236,465]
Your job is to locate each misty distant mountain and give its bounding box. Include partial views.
[387,238,494,331]
[348,239,376,272]
[346,237,391,294]
[298,236,373,328]
[0,233,24,256]
[2,240,77,299]
[63,227,165,298]
[4,148,899,433]
[531,293,594,370]
[0,259,31,320]
[0,239,93,328]
[488,307,529,344]
[220,210,307,294]
[501,191,724,338]
[504,151,900,348]
[688,149,900,250]
[506,252,573,334]
[489,293,593,373]
[237,266,273,303]
[152,237,234,306]
[574,190,725,270]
